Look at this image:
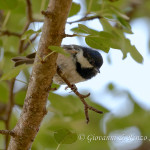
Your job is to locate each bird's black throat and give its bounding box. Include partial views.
[76,62,97,79]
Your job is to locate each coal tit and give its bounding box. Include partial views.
[12,45,103,84]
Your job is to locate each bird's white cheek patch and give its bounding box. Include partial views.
[76,50,93,68]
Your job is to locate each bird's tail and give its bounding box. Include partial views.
[12,52,36,67]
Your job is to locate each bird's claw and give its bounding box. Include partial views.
[65,84,77,91]
[71,84,77,91]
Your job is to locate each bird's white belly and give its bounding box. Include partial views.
[53,54,85,84]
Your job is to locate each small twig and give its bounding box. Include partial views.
[16,79,28,85]
[26,0,33,22]
[57,67,103,124]
[0,116,6,121]
[4,78,15,149]
[23,34,38,51]
[0,30,21,37]
[18,22,31,53]
[50,87,57,91]
[18,0,33,53]
[1,11,11,29]
[67,15,102,24]
[62,33,78,38]
[41,10,54,18]
[18,40,25,54]
[43,51,55,61]
[0,130,15,137]
[32,18,44,22]
[27,39,43,63]
[6,79,15,124]
[18,25,30,54]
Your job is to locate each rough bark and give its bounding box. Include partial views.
[8,0,72,149]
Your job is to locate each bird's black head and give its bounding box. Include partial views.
[82,46,103,69]
[63,45,103,69]
[69,45,103,79]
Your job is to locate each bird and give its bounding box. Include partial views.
[12,45,103,85]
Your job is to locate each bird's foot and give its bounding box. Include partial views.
[65,84,77,91]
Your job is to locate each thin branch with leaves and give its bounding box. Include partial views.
[57,67,103,124]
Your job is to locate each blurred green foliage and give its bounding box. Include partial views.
[0,0,150,149]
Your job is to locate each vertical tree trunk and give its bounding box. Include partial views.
[8,0,72,149]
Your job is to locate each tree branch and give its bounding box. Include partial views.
[32,18,44,22]
[57,67,103,124]
[0,30,21,37]
[0,130,15,137]
[62,33,78,38]
[68,15,102,24]
[23,34,39,52]
[18,0,33,53]
[26,0,33,22]
[8,0,72,149]
[4,78,15,149]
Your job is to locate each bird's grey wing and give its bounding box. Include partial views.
[26,52,36,58]
[14,59,34,67]
[12,56,34,67]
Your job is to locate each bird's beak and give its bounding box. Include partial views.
[95,68,100,73]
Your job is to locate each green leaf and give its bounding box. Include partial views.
[71,27,98,35]
[33,130,57,149]
[48,46,70,56]
[78,24,99,35]
[51,83,60,90]
[72,24,119,52]
[0,39,3,47]
[86,0,101,12]
[118,17,131,29]
[68,2,81,17]
[11,0,26,14]
[10,113,18,129]
[109,5,129,20]
[15,90,26,106]
[48,93,81,115]
[85,32,113,52]
[0,51,17,73]
[0,82,9,103]
[21,29,41,40]
[124,39,143,63]
[0,64,29,81]
[108,0,119,2]
[100,18,143,62]
[85,36,110,52]
[73,23,120,52]
[107,83,115,91]
[100,19,124,44]
[117,17,133,34]
[54,128,77,144]
[0,0,18,10]
[100,18,113,32]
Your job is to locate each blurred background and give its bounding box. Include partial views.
[0,0,150,149]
